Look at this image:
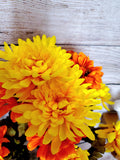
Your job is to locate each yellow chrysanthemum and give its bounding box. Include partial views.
[97,83,114,110]
[96,121,120,155]
[0,35,73,101]
[12,68,102,154]
[64,146,89,160]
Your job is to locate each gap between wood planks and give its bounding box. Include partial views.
[1,44,120,47]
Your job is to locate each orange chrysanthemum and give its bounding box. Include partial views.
[0,82,17,118]
[0,125,10,158]
[67,51,103,89]
[27,135,82,160]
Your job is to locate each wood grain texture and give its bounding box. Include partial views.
[0,45,120,84]
[0,0,120,45]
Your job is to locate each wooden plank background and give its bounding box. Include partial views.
[0,0,120,159]
[0,0,120,45]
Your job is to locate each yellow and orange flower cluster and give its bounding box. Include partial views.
[0,35,113,159]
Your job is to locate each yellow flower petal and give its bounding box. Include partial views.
[4,42,13,54]
[19,78,31,87]
[31,119,41,126]
[116,138,120,149]
[16,116,29,123]
[107,132,116,143]
[113,142,120,155]
[79,123,95,140]
[105,143,114,152]
[43,131,54,144]
[71,125,84,137]
[48,126,58,136]
[66,123,76,142]
[51,136,61,155]
[59,123,67,141]
[115,121,120,131]
[23,111,31,119]
[58,100,69,109]
[38,123,49,137]
[12,104,35,113]
[41,69,51,80]
[25,125,38,137]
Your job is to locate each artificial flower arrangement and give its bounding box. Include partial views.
[0,34,118,160]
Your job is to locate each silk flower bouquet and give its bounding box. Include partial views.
[0,35,117,160]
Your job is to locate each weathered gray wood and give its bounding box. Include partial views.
[0,45,120,84]
[0,0,120,45]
